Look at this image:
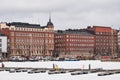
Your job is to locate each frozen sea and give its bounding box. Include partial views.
[0,60,120,80]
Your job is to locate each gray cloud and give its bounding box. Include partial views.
[0,0,120,30]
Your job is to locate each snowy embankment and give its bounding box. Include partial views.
[1,60,120,69]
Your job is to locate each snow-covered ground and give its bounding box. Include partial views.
[0,60,120,80]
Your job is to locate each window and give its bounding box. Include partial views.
[11,28,14,30]
[11,32,14,36]
[66,35,69,38]
[66,39,69,41]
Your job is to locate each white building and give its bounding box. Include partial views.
[0,33,8,58]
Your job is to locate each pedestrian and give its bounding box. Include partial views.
[89,64,91,70]
[53,64,55,70]
[2,63,4,68]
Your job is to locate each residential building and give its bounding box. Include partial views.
[0,19,119,59]
[0,18,54,57]
[54,29,95,58]
[87,26,118,57]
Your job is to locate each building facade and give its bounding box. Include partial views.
[0,19,54,57]
[117,30,120,55]
[55,29,95,58]
[0,19,119,59]
[0,33,8,58]
[87,26,118,58]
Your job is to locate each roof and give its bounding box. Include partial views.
[56,29,94,35]
[47,18,53,26]
[93,26,111,29]
[47,21,53,26]
[6,22,46,28]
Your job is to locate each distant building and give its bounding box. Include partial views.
[0,18,54,57]
[0,33,8,58]
[54,29,95,58]
[54,26,118,58]
[0,18,119,59]
[87,26,118,57]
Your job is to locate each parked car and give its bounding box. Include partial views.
[9,56,27,62]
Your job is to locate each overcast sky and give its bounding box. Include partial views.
[0,0,120,30]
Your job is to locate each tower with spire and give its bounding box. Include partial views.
[47,12,54,29]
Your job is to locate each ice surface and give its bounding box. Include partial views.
[0,60,120,80]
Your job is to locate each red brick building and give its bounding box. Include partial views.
[0,19,118,59]
[87,26,118,58]
[0,19,54,57]
[54,29,95,58]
